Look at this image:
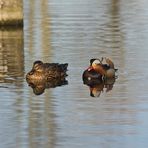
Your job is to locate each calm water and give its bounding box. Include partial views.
[0,0,148,147]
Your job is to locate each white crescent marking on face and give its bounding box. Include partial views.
[92,60,100,65]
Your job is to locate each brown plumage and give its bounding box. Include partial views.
[82,57,118,84]
[26,60,68,81]
[90,58,118,79]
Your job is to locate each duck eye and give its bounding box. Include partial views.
[34,65,38,70]
[29,71,34,75]
[34,64,41,69]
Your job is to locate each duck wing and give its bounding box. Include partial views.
[43,63,68,79]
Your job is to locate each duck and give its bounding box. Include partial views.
[90,57,118,79]
[26,60,68,81]
[83,57,117,81]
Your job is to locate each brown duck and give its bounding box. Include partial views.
[26,60,68,81]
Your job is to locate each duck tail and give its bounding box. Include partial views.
[60,63,68,71]
[59,63,68,77]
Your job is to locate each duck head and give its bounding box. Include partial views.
[87,59,100,71]
[89,59,106,76]
[26,61,44,80]
[32,60,44,72]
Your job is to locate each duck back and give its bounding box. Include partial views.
[44,63,68,79]
[26,61,68,81]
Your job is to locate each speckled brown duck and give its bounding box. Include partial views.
[26,60,68,81]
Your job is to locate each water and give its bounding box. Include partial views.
[0,0,148,147]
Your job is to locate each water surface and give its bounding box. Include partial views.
[0,0,148,148]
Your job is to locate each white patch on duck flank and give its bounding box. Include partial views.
[88,77,91,80]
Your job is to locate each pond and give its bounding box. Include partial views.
[0,0,148,147]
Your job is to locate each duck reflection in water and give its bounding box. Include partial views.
[26,60,68,95]
[26,78,68,95]
[83,78,116,97]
